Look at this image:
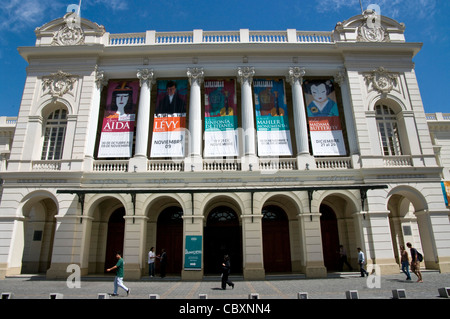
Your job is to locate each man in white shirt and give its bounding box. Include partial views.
[357,247,369,277]
[148,247,156,277]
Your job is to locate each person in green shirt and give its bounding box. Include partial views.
[107,252,130,296]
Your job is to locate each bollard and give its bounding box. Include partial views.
[1,292,14,299]
[297,292,308,299]
[345,290,359,299]
[149,294,160,299]
[392,289,407,299]
[199,294,208,299]
[438,287,450,298]
[97,293,110,299]
[49,293,64,299]
[249,293,259,299]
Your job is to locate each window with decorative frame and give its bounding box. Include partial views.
[375,104,402,156]
[41,108,67,160]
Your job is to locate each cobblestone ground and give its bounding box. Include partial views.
[1,271,449,299]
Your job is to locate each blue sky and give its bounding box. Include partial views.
[0,0,448,116]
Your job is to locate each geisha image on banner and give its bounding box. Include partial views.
[150,79,188,158]
[204,79,238,157]
[303,79,347,156]
[253,78,293,156]
[98,80,139,158]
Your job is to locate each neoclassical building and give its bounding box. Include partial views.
[0,9,449,280]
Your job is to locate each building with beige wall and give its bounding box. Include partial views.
[0,9,449,280]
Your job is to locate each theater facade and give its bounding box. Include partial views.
[0,10,449,280]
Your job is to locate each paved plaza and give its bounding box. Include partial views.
[1,270,449,299]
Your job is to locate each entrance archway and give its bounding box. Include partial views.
[262,205,292,273]
[204,206,242,275]
[320,204,340,272]
[156,206,183,275]
[104,208,125,272]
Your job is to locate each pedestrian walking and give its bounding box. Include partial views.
[106,251,130,296]
[357,247,369,277]
[400,244,411,280]
[148,247,156,277]
[221,255,235,290]
[338,245,353,271]
[407,242,423,282]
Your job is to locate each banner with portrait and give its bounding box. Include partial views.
[303,79,347,156]
[253,78,293,156]
[150,79,188,158]
[204,79,238,157]
[98,80,139,158]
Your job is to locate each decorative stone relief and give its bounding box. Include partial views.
[364,67,398,94]
[94,65,108,90]
[42,70,78,98]
[237,66,255,85]
[52,12,85,46]
[357,10,389,42]
[287,67,306,85]
[137,68,155,87]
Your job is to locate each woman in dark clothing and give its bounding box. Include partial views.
[221,255,235,290]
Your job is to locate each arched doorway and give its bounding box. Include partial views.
[204,206,242,275]
[262,205,292,273]
[156,206,183,275]
[320,204,340,272]
[104,208,125,272]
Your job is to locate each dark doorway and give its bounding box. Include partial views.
[104,208,125,272]
[262,205,292,273]
[156,206,183,275]
[320,204,340,272]
[204,206,242,275]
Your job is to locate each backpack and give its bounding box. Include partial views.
[417,251,423,262]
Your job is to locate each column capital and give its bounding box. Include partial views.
[137,68,155,87]
[334,68,347,86]
[187,67,204,86]
[94,65,108,90]
[237,66,255,85]
[287,66,305,85]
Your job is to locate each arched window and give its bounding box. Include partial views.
[375,104,402,156]
[41,108,67,160]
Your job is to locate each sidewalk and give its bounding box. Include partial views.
[1,270,449,299]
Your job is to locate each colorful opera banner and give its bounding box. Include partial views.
[204,79,238,157]
[442,181,450,207]
[303,79,347,156]
[98,80,139,158]
[253,78,293,156]
[150,79,188,158]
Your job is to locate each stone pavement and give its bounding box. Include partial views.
[1,270,449,299]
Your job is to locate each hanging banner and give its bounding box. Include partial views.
[184,235,202,270]
[150,80,188,158]
[98,80,139,158]
[442,181,450,207]
[303,79,347,156]
[204,79,238,157]
[253,78,293,156]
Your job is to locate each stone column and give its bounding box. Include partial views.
[185,68,204,171]
[287,67,315,170]
[237,67,258,170]
[130,69,155,172]
[84,66,107,170]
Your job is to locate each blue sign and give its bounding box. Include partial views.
[184,236,202,270]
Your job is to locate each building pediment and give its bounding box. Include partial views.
[35,12,106,46]
[335,10,406,43]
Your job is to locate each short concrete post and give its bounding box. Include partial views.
[345,290,359,299]
[392,289,407,299]
[249,293,259,299]
[49,293,64,299]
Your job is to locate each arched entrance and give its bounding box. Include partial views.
[204,206,242,275]
[262,205,292,273]
[320,204,340,272]
[21,198,57,274]
[104,208,125,272]
[156,206,183,275]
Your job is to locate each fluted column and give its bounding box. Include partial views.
[84,66,107,170]
[287,67,315,170]
[237,67,258,170]
[186,67,204,171]
[135,69,155,157]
